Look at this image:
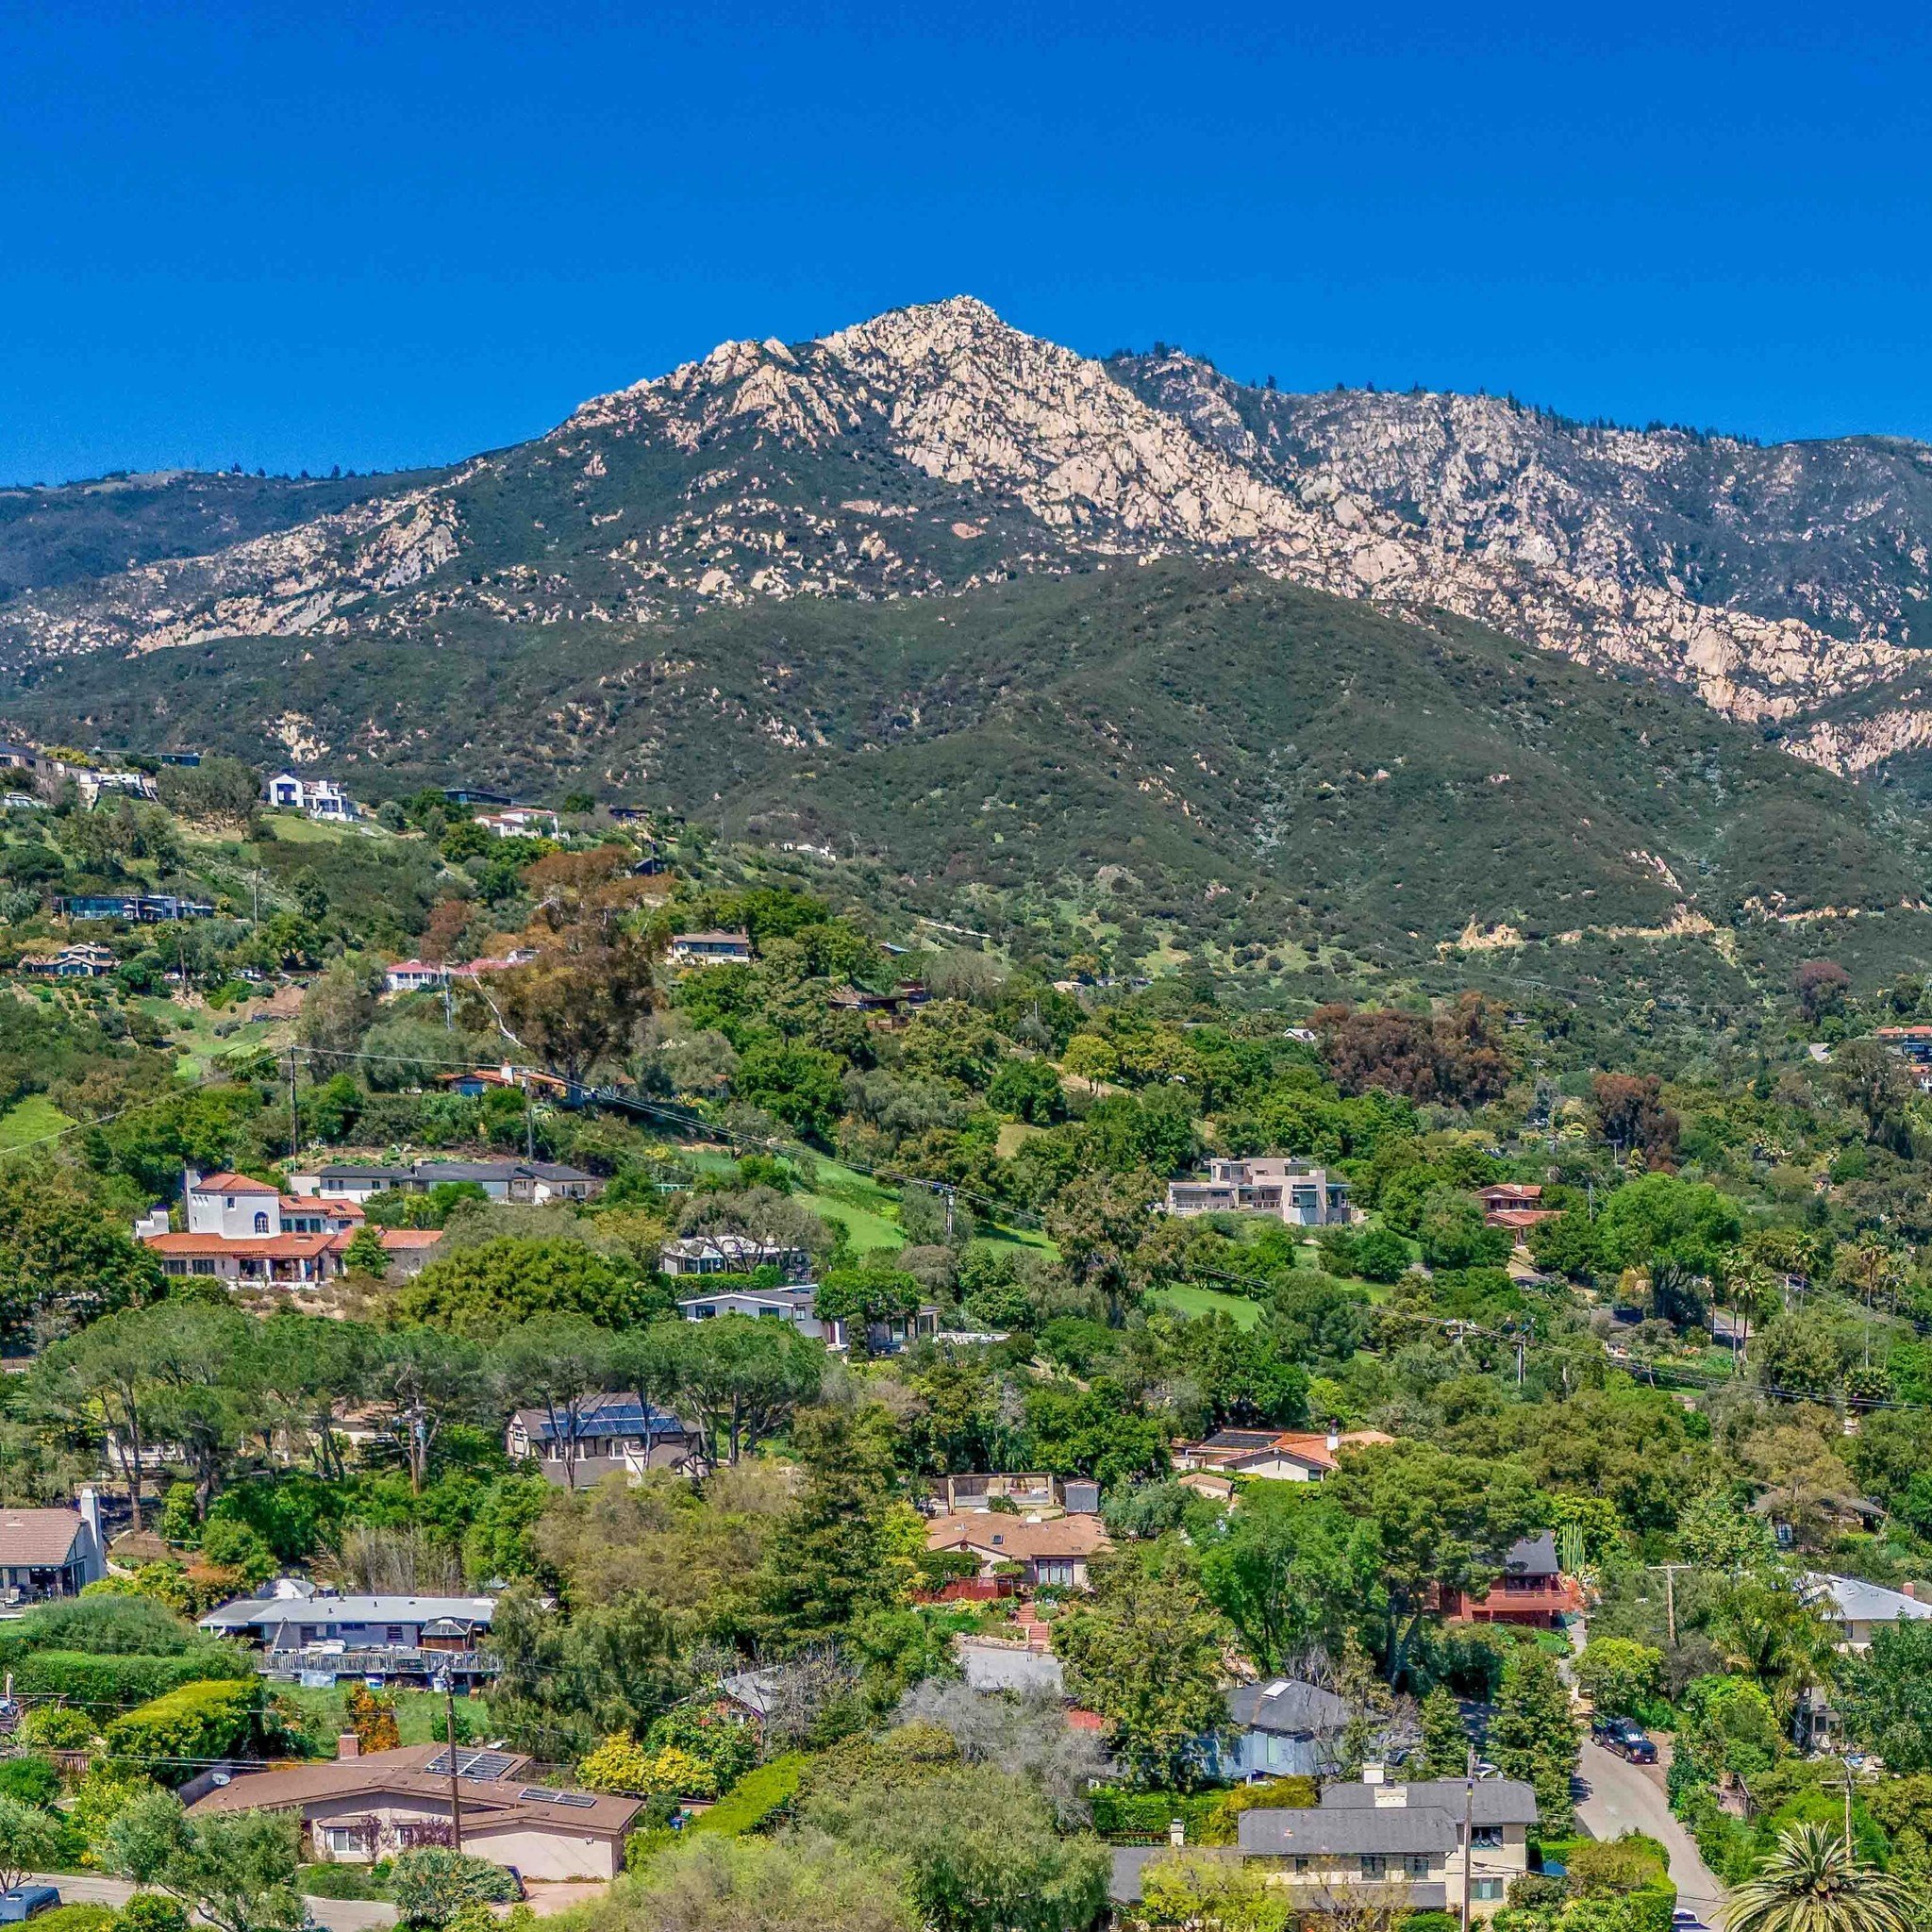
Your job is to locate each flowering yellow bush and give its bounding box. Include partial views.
[577,1733,653,1794]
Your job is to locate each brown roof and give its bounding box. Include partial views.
[186,1743,641,1839]
[1488,1208,1559,1229]
[1481,1183,1544,1204]
[191,1172,279,1194]
[926,1512,1111,1561]
[0,1507,88,1565]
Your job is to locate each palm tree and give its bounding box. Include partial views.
[1725,1823,1918,1932]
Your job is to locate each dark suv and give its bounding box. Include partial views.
[1602,1720,1657,1764]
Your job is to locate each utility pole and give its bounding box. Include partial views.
[441,1673,463,1854]
[1459,1745,1475,1932]
[1656,1563,1692,1647]
[288,1048,300,1161]
[523,1074,536,1162]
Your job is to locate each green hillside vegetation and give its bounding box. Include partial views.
[9,564,1928,994]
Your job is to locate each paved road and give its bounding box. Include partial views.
[21,1874,396,1929]
[1574,1740,1725,1924]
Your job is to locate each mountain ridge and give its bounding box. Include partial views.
[4,295,1932,782]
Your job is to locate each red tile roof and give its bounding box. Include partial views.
[190,1172,279,1194]
[143,1230,338,1259]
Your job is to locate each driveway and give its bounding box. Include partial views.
[1574,1740,1725,1924]
[21,1874,397,1929]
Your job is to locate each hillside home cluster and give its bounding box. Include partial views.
[1174,1427,1394,1481]
[380,954,538,993]
[136,1172,442,1285]
[1164,1158,1351,1226]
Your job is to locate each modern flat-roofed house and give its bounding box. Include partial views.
[1165,1158,1350,1227]
[0,1491,107,1602]
[1208,1677,1351,1782]
[475,806,560,839]
[507,1393,706,1487]
[668,930,752,967]
[925,1510,1111,1590]
[185,1743,640,1881]
[265,773,355,820]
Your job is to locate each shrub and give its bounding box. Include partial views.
[31,1910,117,1932]
[1088,1788,1223,1839]
[1574,1639,1666,1720]
[13,1595,200,1657]
[1196,1775,1316,1844]
[114,1897,191,1932]
[17,1707,96,1750]
[0,1756,62,1807]
[388,1847,520,1928]
[684,1753,805,1838]
[578,1733,653,1796]
[104,1679,262,1781]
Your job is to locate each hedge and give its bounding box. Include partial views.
[1089,1788,1224,1840]
[105,1678,263,1779]
[688,1753,806,1837]
[10,1649,253,1711]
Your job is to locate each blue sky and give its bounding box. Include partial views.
[4,1,1929,483]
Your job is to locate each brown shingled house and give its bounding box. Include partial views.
[186,1743,641,1881]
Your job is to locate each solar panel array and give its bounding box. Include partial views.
[425,1749,517,1780]
[525,1787,598,1807]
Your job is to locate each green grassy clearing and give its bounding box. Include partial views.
[1152,1283,1264,1329]
[281,1683,491,1746]
[0,1093,76,1151]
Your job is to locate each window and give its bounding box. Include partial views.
[1474,1879,1505,1903]
[191,1258,218,1276]
[1361,1857,1388,1880]
[1291,1858,1309,1875]
[254,1212,270,1233]
[1470,1826,1503,1850]
[1406,1857,1432,1878]
[386,1626,406,1644]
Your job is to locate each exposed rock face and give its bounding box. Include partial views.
[7,296,1932,774]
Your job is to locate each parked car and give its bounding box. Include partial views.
[1605,1721,1657,1764]
[0,1888,61,1923]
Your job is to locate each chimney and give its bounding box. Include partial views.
[338,1733,360,1759]
[1905,1582,1919,1601]
[1326,1429,1341,1454]
[77,1487,102,1555]
[1362,1761,1386,1786]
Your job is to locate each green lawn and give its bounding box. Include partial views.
[282,1683,491,1746]
[138,995,284,1080]
[0,1093,75,1152]
[1152,1283,1265,1329]
[257,810,396,846]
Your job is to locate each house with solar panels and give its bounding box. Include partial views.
[185,1741,641,1881]
[506,1391,707,1486]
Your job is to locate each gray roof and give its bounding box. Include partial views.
[1805,1573,1932,1624]
[1227,1678,1349,1736]
[1110,1846,1241,1904]
[1504,1533,1560,1578]
[1321,1777,1538,1826]
[413,1160,593,1183]
[720,1667,782,1719]
[958,1642,1065,1696]
[1238,1804,1458,1857]
[1110,1845,1450,1908]
[202,1593,496,1631]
